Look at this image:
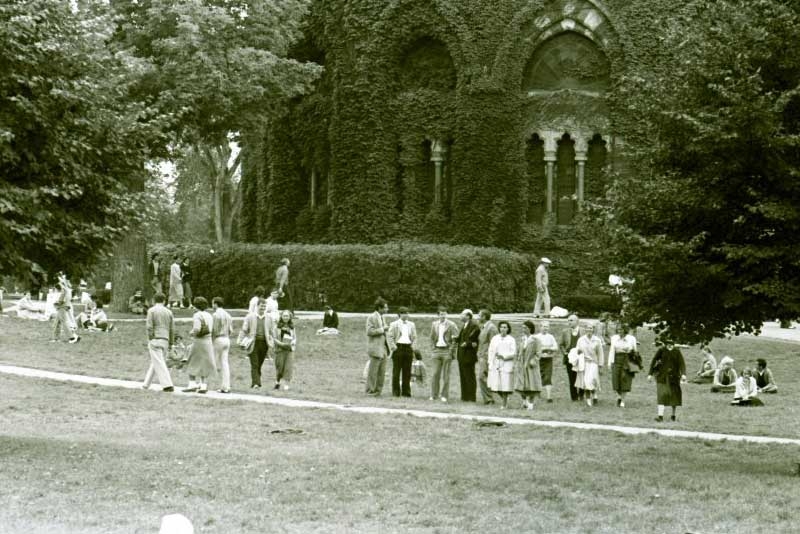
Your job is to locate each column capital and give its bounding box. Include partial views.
[544,151,557,162]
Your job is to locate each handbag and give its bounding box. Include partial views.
[627,351,642,373]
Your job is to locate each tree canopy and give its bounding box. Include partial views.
[603,0,800,343]
[0,0,165,283]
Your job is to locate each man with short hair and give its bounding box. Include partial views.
[387,307,417,397]
[143,292,175,392]
[51,273,80,344]
[754,359,778,393]
[428,307,459,402]
[365,297,389,395]
[212,296,233,393]
[275,258,292,312]
[533,257,552,318]
[476,309,498,404]
[457,309,480,402]
[559,314,581,401]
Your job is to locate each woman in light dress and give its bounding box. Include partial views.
[183,296,217,394]
[488,320,516,409]
[514,320,542,410]
[575,322,604,406]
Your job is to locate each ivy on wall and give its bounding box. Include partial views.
[238,0,690,302]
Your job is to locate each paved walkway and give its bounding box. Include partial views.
[2,363,799,446]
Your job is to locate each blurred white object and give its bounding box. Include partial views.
[549,306,569,318]
[608,274,623,287]
[159,514,194,534]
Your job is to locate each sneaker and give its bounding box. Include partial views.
[253,384,261,389]
[162,386,174,392]
[282,384,290,391]
[274,383,281,390]
[50,339,58,343]
[108,324,115,332]
[440,397,447,403]
[217,389,230,394]
[527,403,534,411]
[619,401,625,408]
[197,388,207,394]
[586,399,593,407]
[429,397,435,401]
[655,415,664,422]
[182,386,198,393]
[670,415,676,421]
[141,384,150,390]
[546,399,553,403]
[616,398,622,407]
[68,336,81,344]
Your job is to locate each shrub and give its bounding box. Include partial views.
[150,241,539,312]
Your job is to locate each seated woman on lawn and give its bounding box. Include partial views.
[128,289,145,314]
[316,305,340,335]
[731,368,763,406]
[754,358,778,394]
[690,345,717,383]
[77,297,114,332]
[711,356,737,393]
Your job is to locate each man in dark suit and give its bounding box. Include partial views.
[559,314,582,401]
[476,309,498,404]
[457,309,480,402]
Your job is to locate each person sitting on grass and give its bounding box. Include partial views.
[317,305,340,335]
[690,344,717,383]
[128,289,146,315]
[731,368,763,406]
[77,297,114,332]
[710,355,737,393]
[754,358,778,394]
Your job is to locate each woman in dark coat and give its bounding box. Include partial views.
[647,341,687,422]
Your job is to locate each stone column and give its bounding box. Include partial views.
[310,168,317,209]
[542,132,558,214]
[431,140,447,204]
[575,136,588,208]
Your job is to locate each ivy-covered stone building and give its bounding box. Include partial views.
[239,0,668,250]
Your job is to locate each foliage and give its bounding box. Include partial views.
[150,241,541,312]
[0,0,165,284]
[600,0,800,343]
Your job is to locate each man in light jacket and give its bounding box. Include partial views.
[428,306,460,402]
[365,297,389,395]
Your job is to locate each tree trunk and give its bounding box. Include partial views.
[111,232,148,313]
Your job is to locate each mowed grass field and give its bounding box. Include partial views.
[1,313,800,533]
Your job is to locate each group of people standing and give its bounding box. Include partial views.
[149,255,193,309]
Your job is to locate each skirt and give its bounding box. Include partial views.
[514,354,542,393]
[186,335,217,377]
[488,359,514,392]
[656,381,682,407]
[575,361,599,391]
[539,357,553,386]
[168,281,183,302]
[612,356,634,393]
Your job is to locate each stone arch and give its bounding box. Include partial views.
[493,0,623,89]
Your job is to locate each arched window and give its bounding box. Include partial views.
[523,32,610,94]
[556,134,576,224]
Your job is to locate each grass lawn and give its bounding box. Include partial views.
[2,313,800,533]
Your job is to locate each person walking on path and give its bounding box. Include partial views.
[428,306,459,403]
[51,273,80,344]
[608,324,640,408]
[515,320,542,410]
[476,309,498,405]
[239,299,274,390]
[168,256,183,308]
[275,258,293,312]
[211,297,233,393]
[142,292,174,392]
[180,257,193,308]
[387,307,417,397]
[533,257,551,318]
[273,310,297,391]
[647,341,687,422]
[183,297,217,394]
[559,314,581,401]
[575,322,604,406]
[365,297,390,396]
[457,309,480,402]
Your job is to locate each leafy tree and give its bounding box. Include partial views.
[602,0,800,343]
[111,0,322,243]
[0,0,165,286]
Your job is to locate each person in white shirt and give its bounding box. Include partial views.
[248,286,266,315]
[427,307,459,402]
[731,368,763,406]
[77,297,114,332]
[608,324,639,408]
[535,321,559,402]
[575,322,604,406]
[168,257,183,308]
[488,321,517,409]
[265,288,280,322]
[387,307,417,397]
[211,296,233,393]
[533,257,552,317]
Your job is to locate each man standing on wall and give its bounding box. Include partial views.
[457,309,480,402]
[387,306,416,397]
[533,257,552,318]
[365,297,389,396]
[275,258,292,312]
[476,309,498,405]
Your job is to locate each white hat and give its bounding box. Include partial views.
[540,257,552,264]
[460,309,474,317]
[159,514,194,534]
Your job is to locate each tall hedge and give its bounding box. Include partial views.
[151,241,540,312]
